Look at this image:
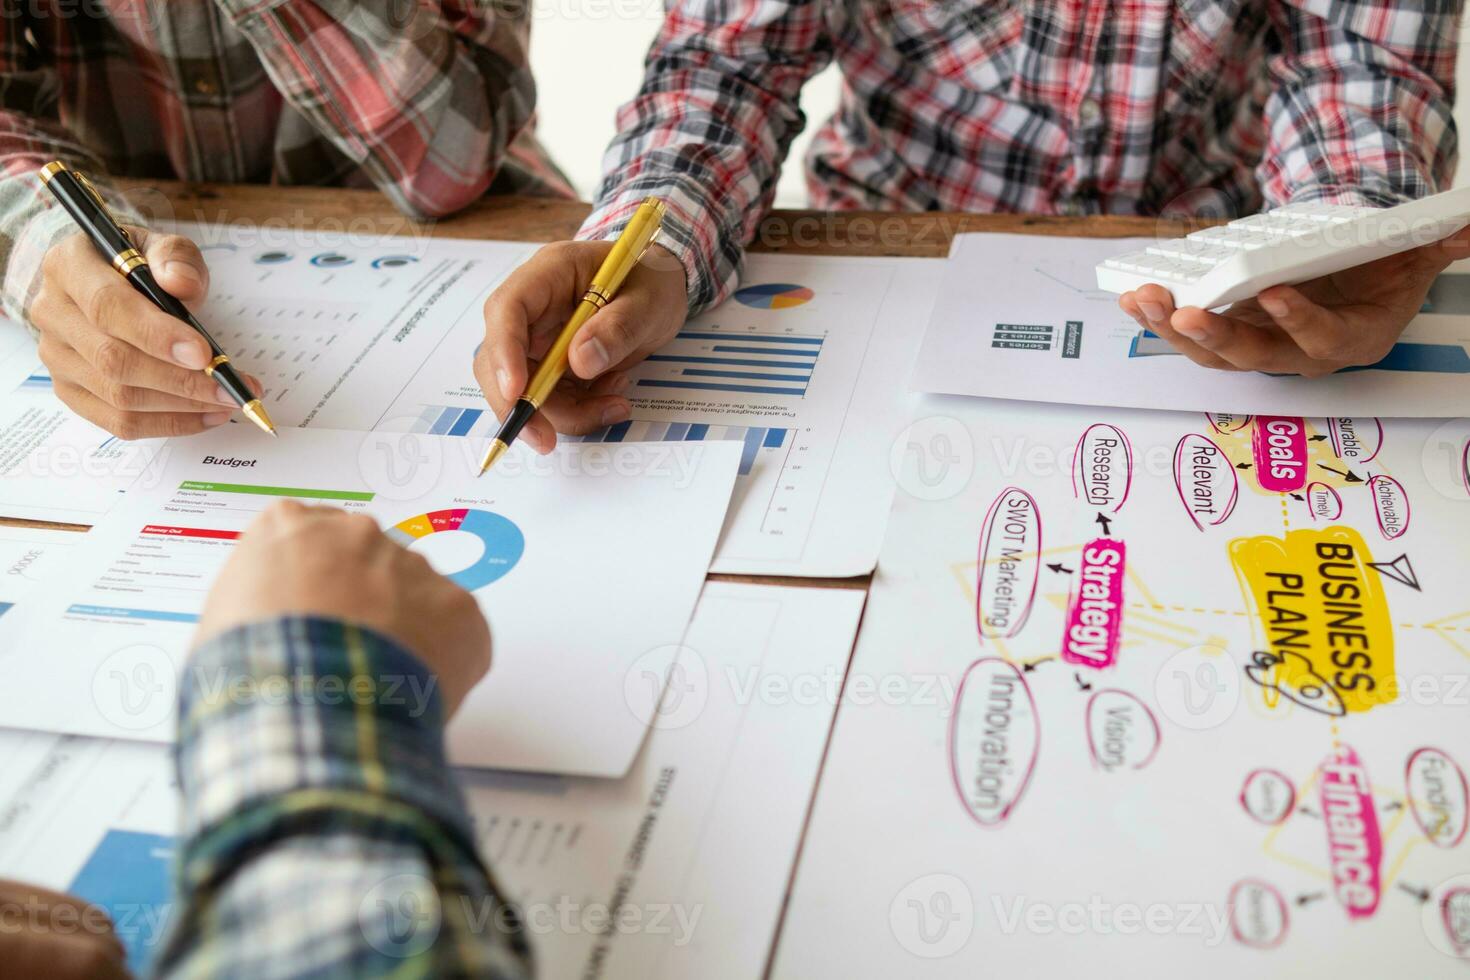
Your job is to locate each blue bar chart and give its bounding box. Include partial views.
[368,251,914,572]
[637,327,825,398]
[1132,329,1470,374]
[396,404,793,474]
[69,829,176,972]
[410,403,487,436]
[569,420,789,475]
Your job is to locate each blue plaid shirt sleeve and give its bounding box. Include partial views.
[151,617,531,980]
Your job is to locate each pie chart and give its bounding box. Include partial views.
[734,283,815,310]
[386,508,524,591]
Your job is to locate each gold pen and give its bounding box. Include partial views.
[38,161,276,435]
[479,197,667,474]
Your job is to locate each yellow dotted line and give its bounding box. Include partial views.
[1279,494,1291,533]
[1129,603,1248,616]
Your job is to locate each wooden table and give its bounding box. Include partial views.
[0,180,1159,564]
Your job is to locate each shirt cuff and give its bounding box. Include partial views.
[578,178,738,315]
[2,172,148,331]
[175,617,477,859]
[3,198,77,332]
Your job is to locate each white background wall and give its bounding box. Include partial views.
[529,10,838,207]
[531,14,1470,204]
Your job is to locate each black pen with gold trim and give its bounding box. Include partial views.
[38,160,276,436]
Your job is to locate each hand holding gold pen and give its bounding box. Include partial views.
[38,161,276,436]
[478,197,667,474]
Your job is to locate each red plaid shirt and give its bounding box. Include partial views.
[0,0,573,323]
[582,0,1462,312]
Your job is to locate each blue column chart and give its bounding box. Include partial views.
[68,829,176,972]
[367,250,916,572]
[637,323,826,398]
[568,419,787,476]
[406,404,487,436]
[387,508,525,590]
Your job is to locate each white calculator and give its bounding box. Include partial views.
[1095,186,1470,310]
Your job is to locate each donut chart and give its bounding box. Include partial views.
[734,282,815,310]
[386,509,524,591]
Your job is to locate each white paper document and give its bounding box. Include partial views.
[158,228,938,578]
[0,426,740,775]
[0,582,860,978]
[179,222,532,431]
[0,352,166,523]
[776,397,1470,975]
[0,523,82,618]
[0,734,176,973]
[0,727,64,811]
[0,314,29,362]
[0,226,531,524]
[911,234,1470,417]
[0,226,937,576]
[374,252,941,577]
[459,581,862,979]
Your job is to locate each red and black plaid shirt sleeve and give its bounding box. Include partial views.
[581,0,1461,313]
[0,0,573,325]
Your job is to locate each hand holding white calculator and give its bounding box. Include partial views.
[1096,186,1470,310]
[1098,186,1470,377]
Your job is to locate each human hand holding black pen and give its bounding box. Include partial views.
[30,173,267,440]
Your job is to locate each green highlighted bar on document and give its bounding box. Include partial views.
[178,481,375,501]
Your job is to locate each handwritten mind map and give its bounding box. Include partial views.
[778,397,1470,976]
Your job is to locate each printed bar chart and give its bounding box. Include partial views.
[569,420,787,475]
[69,830,175,972]
[1131,329,1470,374]
[1339,342,1470,374]
[638,328,825,397]
[411,404,486,436]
